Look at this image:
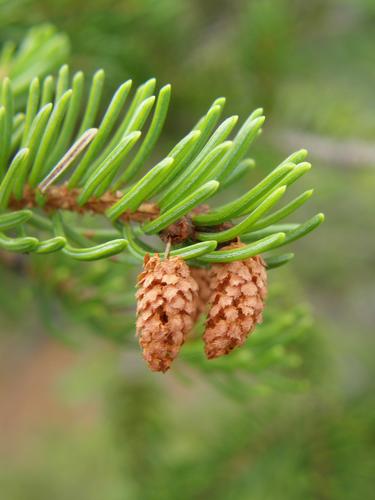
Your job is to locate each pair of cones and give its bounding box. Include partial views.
[136,244,268,372]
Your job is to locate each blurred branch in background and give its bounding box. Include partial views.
[271,129,375,169]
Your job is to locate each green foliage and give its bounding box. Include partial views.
[0,24,69,104]
[0,28,323,266]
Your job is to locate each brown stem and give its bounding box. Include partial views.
[8,185,233,244]
[9,184,160,223]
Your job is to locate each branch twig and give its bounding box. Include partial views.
[9,184,160,223]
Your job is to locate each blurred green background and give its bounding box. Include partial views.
[0,1,374,499]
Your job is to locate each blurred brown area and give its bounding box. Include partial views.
[0,339,85,451]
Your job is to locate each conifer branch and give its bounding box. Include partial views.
[0,27,324,266]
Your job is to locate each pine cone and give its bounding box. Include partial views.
[203,245,267,359]
[190,266,212,319]
[136,254,199,372]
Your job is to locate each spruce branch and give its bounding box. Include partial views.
[0,25,328,377]
[0,29,324,267]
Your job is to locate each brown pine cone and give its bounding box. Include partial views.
[190,266,212,319]
[203,246,268,359]
[136,254,199,372]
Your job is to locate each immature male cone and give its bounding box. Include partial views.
[136,254,199,372]
[203,245,268,359]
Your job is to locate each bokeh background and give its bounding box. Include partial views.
[0,1,374,498]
